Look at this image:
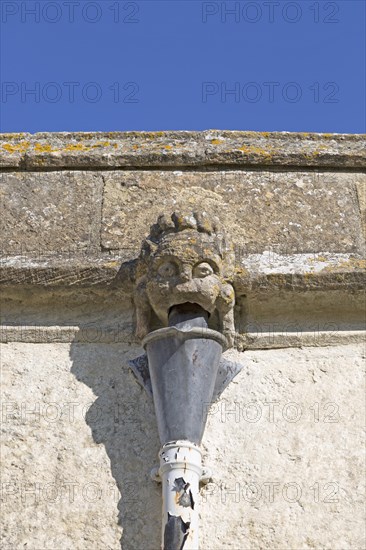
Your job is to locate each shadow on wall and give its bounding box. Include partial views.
[69,341,161,550]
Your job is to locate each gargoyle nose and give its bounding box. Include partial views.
[180,268,191,282]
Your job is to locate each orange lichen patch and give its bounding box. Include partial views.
[211,139,224,145]
[91,141,111,148]
[321,258,366,272]
[238,145,272,158]
[165,145,173,150]
[63,144,91,152]
[34,144,55,153]
[2,141,30,153]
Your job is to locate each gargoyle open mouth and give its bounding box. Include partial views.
[168,302,211,318]
[168,302,211,328]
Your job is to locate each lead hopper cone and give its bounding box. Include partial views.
[143,304,226,445]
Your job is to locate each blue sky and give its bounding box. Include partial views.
[0,0,365,133]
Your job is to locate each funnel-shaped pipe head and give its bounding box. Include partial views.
[143,323,225,445]
[168,303,209,330]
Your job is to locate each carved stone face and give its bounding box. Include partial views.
[134,211,236,345]
[145,231,234,325]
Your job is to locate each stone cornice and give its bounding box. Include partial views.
[1,130,365,170]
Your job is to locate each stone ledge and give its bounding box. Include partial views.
[0,254,364,292]
[1,131,365,169]
[1,325,364,349]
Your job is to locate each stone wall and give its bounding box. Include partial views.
[1,131,365,549]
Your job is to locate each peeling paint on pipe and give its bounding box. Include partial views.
[160,441,202,550]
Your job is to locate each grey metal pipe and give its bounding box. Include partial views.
[143,303,226,549]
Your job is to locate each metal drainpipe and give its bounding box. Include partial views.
[142,304,226,550]
[159,441,202,550]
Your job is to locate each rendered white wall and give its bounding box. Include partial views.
[1,342,364,549]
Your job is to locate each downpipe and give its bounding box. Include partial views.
[143,304,226,550]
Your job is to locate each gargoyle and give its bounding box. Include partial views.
[134,211,236,348]
[129,211,243,402]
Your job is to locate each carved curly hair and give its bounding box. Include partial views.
[137,211,235,280]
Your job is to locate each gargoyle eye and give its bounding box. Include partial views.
[193,262,214,278]
[157,261,178,278]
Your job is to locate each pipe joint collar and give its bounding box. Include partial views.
[159,440,203,478]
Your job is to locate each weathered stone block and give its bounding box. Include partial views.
[0,171,104,255]
[101,171,365,255]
